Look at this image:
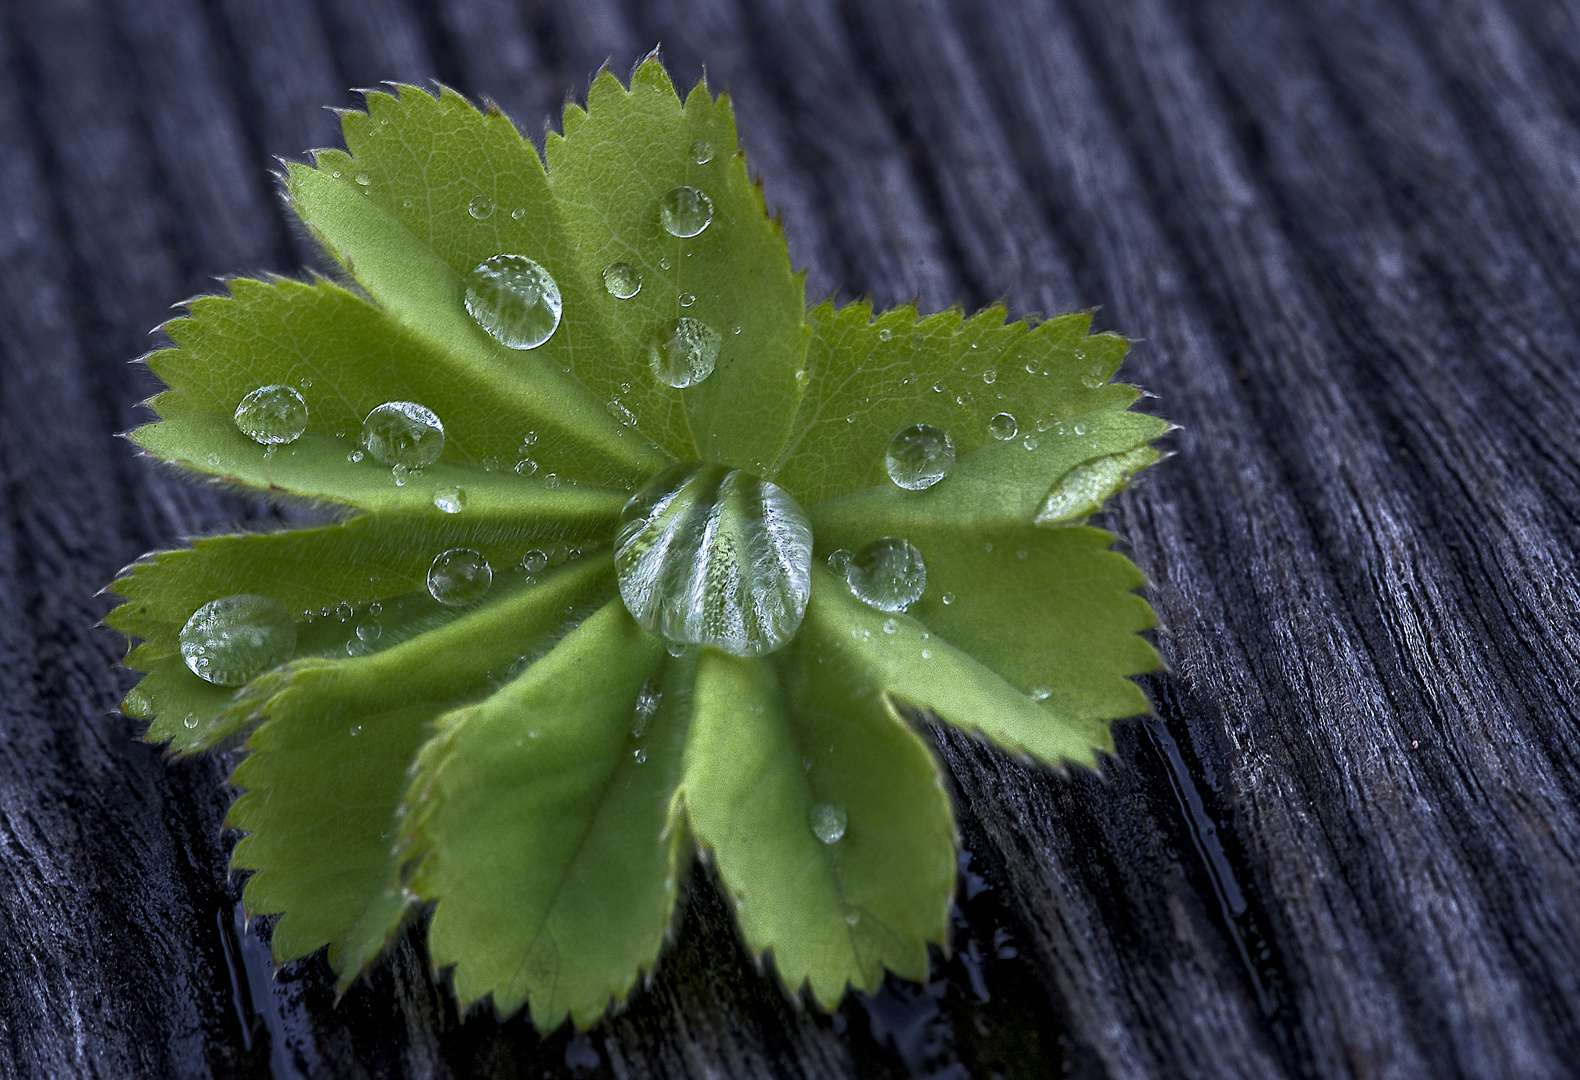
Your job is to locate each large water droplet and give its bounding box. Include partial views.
[362,402,445,468]
[884,423,955,490]
[658,185,714,237]
[428,548,492,606]
[616,462,812,658]
[465,255,562,350]
[809,802,847,844]
[647,317,720,388]
[843,537,926,611]
[603,262,642,299]
[234,385,308,445]
[179,594,296,686]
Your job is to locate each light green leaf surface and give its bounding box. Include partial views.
[109,59,1170,1028]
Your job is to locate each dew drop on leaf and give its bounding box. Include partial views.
[647,317,721,388]
[658,184,714,237]
[362,402,444,468]
[234,385,308,445]
[633,748,647,764]
[690,139,715,164]
[356,619,382,644]
[884,423,955,490]
[827,549,853,575]
[878,328,893,342]
[809,802,847,845]
[467,194,495,220]
[521,549,549,573]
[464,255,562,350]
[631,679,662,737]
[602,262,642,299]
[433,485,466,513]
[989,412,1018,440]
[1031,685,1053,701]
[679,292,696,308]
[616,462,812,658]
[428,548,492,607]
[178,594,296,686]
[843,538,926,612]
[514,458,537,477]
[354,173,370,186]
[1023,436,1039,451]
[607,399,637,426]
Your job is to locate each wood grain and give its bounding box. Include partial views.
[0,0,1575,1076]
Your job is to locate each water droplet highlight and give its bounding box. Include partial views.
[842,538,926,612]
[467,194,494,220]
[989,412,1018,441]
[179,594,296,686]
[809,802,847,844]
[234,385,308,445]
[428,548,492,607]
[362,402,445,468]
[602,262,642,299]
[616,462,813,658]
[465,255,562,350]
[658,185,714,237]
[647,317,720,388]
[433,485,465,514]
[884,423,955,490]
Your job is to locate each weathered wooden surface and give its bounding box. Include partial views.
[1,0,1577,1076]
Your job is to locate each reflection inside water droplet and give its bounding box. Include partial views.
[467,194,494,220]
[428,548,492,606]
[842,537,926,612]
[602,262,642,299]
[362,402,444,468]
[658,185,714,237]
[179,594,296,686]
[884,423,954,490]
[647,317,720,388]
[464,255,562,350]
[234,385,308,445]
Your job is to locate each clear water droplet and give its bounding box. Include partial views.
[234,385,308,445]
[607,399,637,426]
[616,462,813,658]
[349,724,363,737]
[467,194,494,220]
[1023,436,1039,451]
[1031,685,1053,701]
[521,549,549,572]
[885,423,955,490]
[362,402,444,468]
[989,412,1018,441]
[691,139,715,164]
[464,255,562,350]
[659,256,671,270]
[433,485,466,513]
[678,292,696,307]
[827,549,853,575]
[647,317,720,388]
[356,619,382,644]
[514,458,538,476]
[511,207,527,220]
[182,713,200,730]
[842,538,926,612]
[428,548,492,607]
[809,802,847,844]
[882,618,898,634]
[347,449,365,463]
[354,172,370,186]
[633,747,648,764]
[369,601,383,615]
[658,185,714,237]
[941,591,955,605]
[667,641,686,657]
[179,594,296,686]
[336,601,353,622]
[632,680,662,737]
[602,262,642,299]
[983,368,997,384]
[1081,362,1107,388]
[878,328,893,342]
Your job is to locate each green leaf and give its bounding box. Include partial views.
[108,58,1171,1029]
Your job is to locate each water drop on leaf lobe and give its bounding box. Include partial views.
[885,424,955,490]
[843,537,926,612]
[647,317,720,388]
[179,594,296,686]
[658,185,714,237]
[234,385,308,445]
[464,255,562,350]
[428,548,492,607]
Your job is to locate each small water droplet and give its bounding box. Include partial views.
[1023,436,1039,451]
[658,185,714,237]
[401,197,414,208]
[362,402,444,468]
[989,412,1018,441]
[633,747,648,764]
[678,292,695,307]
[179,594,296,686]
[632,680,662,737]
[844,911,861,926]
[467,194,495,220]
[659,256,671,270]
[809,802,847,844]
[428,548,492,606]
[521,549,549,572]
[465,255,562,350]
[481,455,500,472]
[1081,361,1107,388]
[602,262,642,299]
[433,484,466,513]
[182,713,200,730]
[354,172,370,186]
[347,448,365,463]
[234,385,308,445]
[941,591,955,605]
[647,317,720,388]
[333,601,352,623]
[842,537,926,612]
[691,139,715,164]
[955,392,974,406]
[514,458,538,477]
[795,369,810,391]
[544,473,560,489]
[356,619,382,644]
[350,724,363,737]
[607,399,638,426]
[885,424,955,490]
[921,648,932,659]
[667,641,687,657]
[827,549,853,575]
[878,328,893,342]
[511,207,527,220]
[983,368,997,384]
[1031,685,1053,701]
[368,601,382,615]
[882,618,898,634]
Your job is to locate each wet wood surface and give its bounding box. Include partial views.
[1,0,1578,1076]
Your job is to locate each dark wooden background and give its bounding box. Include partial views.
[3,0,1578,1076]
